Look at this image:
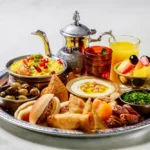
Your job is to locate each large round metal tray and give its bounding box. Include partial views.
[0,70,150,138]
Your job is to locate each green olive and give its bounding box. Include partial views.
[6,87,18,95]
[22,83,31,90]
[18,95,28,100]
[18,89,28,95]
[5,95,16,100]
[0,91,6,97]
[10,82,21,89]
[30,88,39,96]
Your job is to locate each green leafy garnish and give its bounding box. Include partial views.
[123,91,150,105]
[32,54,42,62]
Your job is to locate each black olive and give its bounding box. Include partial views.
[6,87,18,95]
[129,55,139,65]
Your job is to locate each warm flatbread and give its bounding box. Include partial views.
[14,101,35,121]
[41,75,68,102]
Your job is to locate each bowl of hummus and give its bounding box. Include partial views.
[66,76,118,98]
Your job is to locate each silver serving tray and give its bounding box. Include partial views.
[0,70,150,138]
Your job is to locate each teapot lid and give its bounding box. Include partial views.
[60,11,95,37]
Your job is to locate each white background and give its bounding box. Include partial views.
[0,0,150,150]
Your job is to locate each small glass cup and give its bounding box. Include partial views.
[84,46,112,79]
[109,35,140,83]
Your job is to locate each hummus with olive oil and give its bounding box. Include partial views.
[71,79,115,98]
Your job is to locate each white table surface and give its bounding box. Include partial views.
[0,0,150,149]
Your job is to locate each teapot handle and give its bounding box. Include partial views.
[89,30,115,43]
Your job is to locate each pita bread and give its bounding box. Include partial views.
[41,75,68,102]
[14,101,35,121]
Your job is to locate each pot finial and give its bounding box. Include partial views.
[73,11,80,25]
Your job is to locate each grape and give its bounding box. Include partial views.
[146,56,150,62]
[129,55,139,65]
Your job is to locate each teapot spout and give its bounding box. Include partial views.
[31,30,52,57]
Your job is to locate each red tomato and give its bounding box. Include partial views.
[42,58,48,63]
[26,57,30,62]
[57,59,63,64]
[40,55,43,59]
[51,71,56,74]
[36,67,42,72]
[30,56,34,60]
[44,58,48,63]
[40,62,45,67]
[22,59,27,64]
[44,65,48,69]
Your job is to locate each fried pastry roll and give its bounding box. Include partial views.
[83,98,92,114]
[47,113,94,131]
[69,94,85,114]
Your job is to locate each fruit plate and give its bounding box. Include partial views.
[0,70,150,138]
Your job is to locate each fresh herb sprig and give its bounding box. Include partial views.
[32,54,42,62]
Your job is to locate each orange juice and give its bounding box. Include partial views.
[110,41,139,83]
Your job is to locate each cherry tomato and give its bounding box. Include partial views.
[44,65,48,69]
[26,57,30,62]
[30,56,34,60]
[57,59,63,64]
[22,59,27,64]
[36,67,42,72]
[40,55,43,59]
[40,62,45,67]
[51,71,56,74]
[42,58,48,63]
[44,58,48,63]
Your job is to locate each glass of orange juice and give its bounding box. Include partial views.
[109,35,140,83]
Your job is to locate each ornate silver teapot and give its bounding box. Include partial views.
[57,11,114,74]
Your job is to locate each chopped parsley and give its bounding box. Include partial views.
[123,91,150,105]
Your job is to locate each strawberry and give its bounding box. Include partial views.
[120,62,134,74]
[140,56,149,66]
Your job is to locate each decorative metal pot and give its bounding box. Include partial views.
[57,11,114,74]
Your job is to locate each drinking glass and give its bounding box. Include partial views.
[109,35,140,83]
[84,46,112,79]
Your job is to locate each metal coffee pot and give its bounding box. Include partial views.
[57,11,114,74]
